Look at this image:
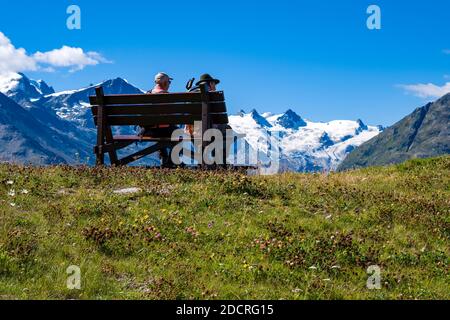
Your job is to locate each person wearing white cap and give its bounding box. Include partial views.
[139,72,176,167]
[148,72,173,94]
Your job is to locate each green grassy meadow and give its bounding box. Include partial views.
[0,156,448,299]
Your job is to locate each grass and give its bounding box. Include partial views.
[0,156,448,300]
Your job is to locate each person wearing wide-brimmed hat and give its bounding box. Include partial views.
[191,73,220,92]
[185,73,221,135]
[186,73,221,94]
[185,74,233,163]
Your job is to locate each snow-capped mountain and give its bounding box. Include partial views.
[229,109,382,172]
[0,72,381,170]
[0,73,96,164]
[0,92,90,164]
[274,109,307,130]
[0,73,93,146]
[0,72,55,106]
[36,78,144,128]
[0,73,152,165]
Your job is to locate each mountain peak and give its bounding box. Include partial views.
[355,119,368,134]
[30,79,55,96]
[250,109,272,127]
[0,72,43,100]
[107,77,127,84]
[277,109,306,129]
[284,108,296,115]
[98,77,144,94]
[356,119,367,128]
[0,72,21,94]
[436,92,450,105]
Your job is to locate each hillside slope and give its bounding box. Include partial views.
[0,156,448,299]
[339,94,450,170]
[0,93,85,164]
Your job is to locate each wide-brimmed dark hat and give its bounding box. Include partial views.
[195,74,220,86]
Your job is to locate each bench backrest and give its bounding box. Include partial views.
[89,87,228,127]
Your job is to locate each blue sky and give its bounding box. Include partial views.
[0,0,449,125]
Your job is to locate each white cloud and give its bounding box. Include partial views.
[0,32,37,74]
[33,46,111,72]
[0,31,110,74]
[399,82,450,99]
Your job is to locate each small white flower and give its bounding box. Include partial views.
[8,190,16,197]
[21,189,29,194]
[292,288,302,293]
[331,265,341,269]
[6,180,14,185]
[309,266,317,270]
[10,203,16,207]
[325,214,332,219]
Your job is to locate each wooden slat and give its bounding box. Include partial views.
[114,135,161,142]
[112,135,203,143]
[94,114,229,126]
[89,91,224,105]
[91,102,227,116]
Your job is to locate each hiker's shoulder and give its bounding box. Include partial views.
[146,89,169,94]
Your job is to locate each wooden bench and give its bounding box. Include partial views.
[89,84,229,166]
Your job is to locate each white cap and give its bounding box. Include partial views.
[154,72,173,84]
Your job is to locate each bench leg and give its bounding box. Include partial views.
[95,146,105,166]
[105,126,119,166]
